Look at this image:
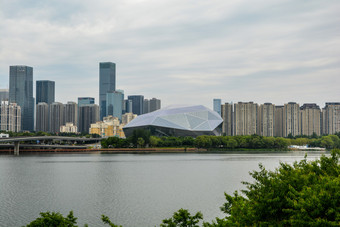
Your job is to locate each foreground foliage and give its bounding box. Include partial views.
[25,150,340,226]
[206,149,340,226]
[24,211,78,227]
[160,209,203,227]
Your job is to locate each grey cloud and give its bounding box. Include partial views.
[0,0,339,109]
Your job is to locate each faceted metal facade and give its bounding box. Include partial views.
[123,105,223,137]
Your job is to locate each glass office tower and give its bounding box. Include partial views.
[99,62,116,120]
[9,65,34,131]
[78,97,95,107]
[213,99,222,116]
[128,95,144,115]
[106,90,124,121]
[36,80,55,105]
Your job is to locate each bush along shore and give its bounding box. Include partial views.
[24,149,340,226]
[101,129,340,151]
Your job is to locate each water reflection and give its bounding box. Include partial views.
[0,152,325,227]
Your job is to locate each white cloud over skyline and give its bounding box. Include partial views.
[0,0,339,109]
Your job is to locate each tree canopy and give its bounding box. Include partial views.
[205,149,340,226]
[24,211,78,227]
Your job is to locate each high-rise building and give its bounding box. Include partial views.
[90,115,121,137]
[36,102,49,132]
[65,101,78,127]
[128,95,144,115]
[121,112,137,125]
[221,103,233,136]
[283,102,300,137]
[123,99,132,114]
[78,97,95,107]
[49,102,65,133]
[36,80,55,105]
[143,99,150,114]
[9,65,34,131]
[149,98,161,112]
[60,122,78,133]
[213,99,222,116]
[99,62,116,120]
[233,102,258,135]
[323,102,340,135]
[79,104,99,133]
[274,106,284,137]
[321,107,326,135]
[259,103,275,137]
[0,89,9,102]
[106,90,124,121]
[0,101,21,132]
[300,103,321,136]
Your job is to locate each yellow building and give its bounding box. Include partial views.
[121,112,137,125]
[90,115,126,138]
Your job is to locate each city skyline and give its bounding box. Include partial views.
[0,1,339,109]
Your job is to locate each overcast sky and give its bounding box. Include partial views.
[0,0,339,109]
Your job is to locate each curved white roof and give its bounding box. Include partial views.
[124,105,223,131]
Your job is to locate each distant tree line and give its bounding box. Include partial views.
[101,129,340,150]
[2,129,340,150]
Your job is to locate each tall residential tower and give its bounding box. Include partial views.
[36,102,49,132]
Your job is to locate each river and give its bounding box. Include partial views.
[0,152,325,227]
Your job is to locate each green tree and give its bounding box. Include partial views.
[293,137,309,146]
[234,136,248,148]
[274,137,289,150]
[329,135,340,148]
[248,134,264,149]
[210,136,222,148]
[101,215,122,227]
[321,136,334,149]
[130,129,151,147]
[24,211,78,227]
[160,209,203,227]
[182,136,194,147]
[194,136,212,148]
[287,133,294,139]
[206,149,340,226]
[311,132,318,139]
[262,136,275,149]
[137,137,145,148]
[150,136,161,147]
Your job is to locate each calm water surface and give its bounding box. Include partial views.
[0,152,325,227]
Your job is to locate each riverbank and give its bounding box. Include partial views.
[0,147,207,155]
[0,147,329,155]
